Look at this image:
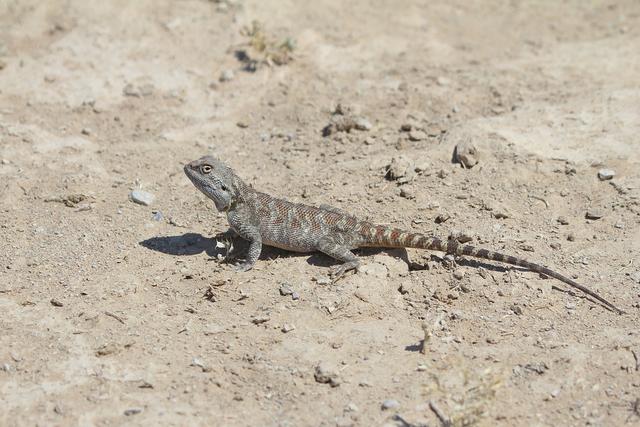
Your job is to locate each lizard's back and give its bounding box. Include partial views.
[253,192,362,252]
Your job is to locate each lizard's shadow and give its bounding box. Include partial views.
[139,233,220,257]
[139,233,307,262]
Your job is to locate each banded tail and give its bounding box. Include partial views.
[357,223,624,314]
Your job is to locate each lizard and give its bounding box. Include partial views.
[184,155,624,314]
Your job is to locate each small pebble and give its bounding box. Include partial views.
[585,209,604,220]
[408,130,427,141]
[281,323,295,333]
[453,140,478,168]
[129,190,155,206]
[314,363,340,387]
[399,187,415,199]
[381,399,400,410]
[597,168,615,181]
[400,123,412,132]
[124,408,143,416]
[291,292,300,300]
[567,232,576,242]
[236,120,249,128]
[81,127,91,136]
[557,216,569,225]
[279,283,294,296]
[452,269,465,280]
[354,117,372,131]
[219,69,235,82]
[152,211,164,221]
[50,299,63,307]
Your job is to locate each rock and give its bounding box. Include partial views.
[436,76,450,86]
[408,130,427,141]
[353,117,372,131]
[314,363,340,387]
[130,190,155,206]
[124,408,143,416]
[123,83,140,97]
[399,187,415,199]
[81,127,91,136]
[452,268,465,280]
[236,120,249,128]
[219,69,235,82]
[50,298,63,307]
[381,399,400,410]
[585,209,604,220]
[152,211,164,221]
[435,213,450,224]
[385,156,415,182]
[453,140,478,168]
[400,123,412,132]
[597,168,615,181]
[567,232,576,242]
[291,292,300,300]
[557,216,569,225]
[279,283,294,296]
[281,323,295,333]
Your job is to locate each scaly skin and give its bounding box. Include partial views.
[184,155,624,314]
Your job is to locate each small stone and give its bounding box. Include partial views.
[511,305,523,315]
[236,120,249,128]
[435,213,450,224]
[152,211,164,221]
[585,209,604,220]
[381,399,400,410]
[81,127,91,136]
[124,408,143,416]
[557,216,569,225]
[452,269,465,280]
[436,76,450,86]
[123,83,140,97]
[345,403,358,412]
[399,187,415,199]
[219,69,235,82]
[129,190,155,206]
[251,315,270,324]
[50,299,63,307]
[385,156,415,182]
[453,140,478,168]
[1,159,9,165]
[614,222,624,229]
[353,117,372,131]
[279,283,294,296]
[400,123,412,132]
[281,323,295,333]
[408,130,427,141]
[291,292,300,300]
[314,363,340,387]
[597,169,615,181]
[567,233,576,242]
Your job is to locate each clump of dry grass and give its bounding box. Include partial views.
[235,20,295,71]
[424,366,504,426]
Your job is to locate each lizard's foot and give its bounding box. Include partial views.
[329,261,359,283]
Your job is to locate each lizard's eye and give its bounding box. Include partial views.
[201,165,212,174]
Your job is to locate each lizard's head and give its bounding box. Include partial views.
[184,156,239,212]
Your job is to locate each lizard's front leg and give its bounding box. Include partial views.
[318,237,360,280]
[234,229,262,272]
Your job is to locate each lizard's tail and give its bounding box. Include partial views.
[359,224,624,314]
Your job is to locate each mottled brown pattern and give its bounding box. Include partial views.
[184,156,624,314]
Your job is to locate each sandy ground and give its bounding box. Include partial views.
[1,1,640,426]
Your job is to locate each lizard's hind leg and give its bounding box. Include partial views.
[318,237,360,281]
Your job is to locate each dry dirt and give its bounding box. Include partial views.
[1,1,640,426]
